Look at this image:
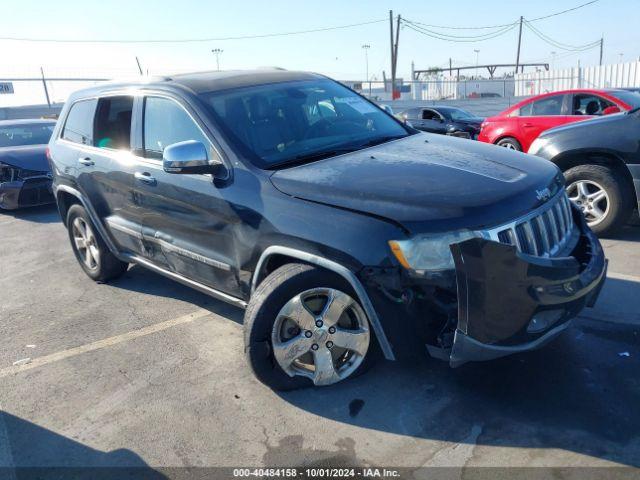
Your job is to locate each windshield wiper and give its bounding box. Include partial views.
[357,134,407,149]
[268,147,359,169]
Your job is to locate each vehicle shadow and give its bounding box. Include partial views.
[278,317,640,467]
[601,223,640,241]
[1,411,166,479]
[0,204,60,224]
[109,264,245,325]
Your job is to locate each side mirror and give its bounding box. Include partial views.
[163,140,221,174]
[603,105,621,115]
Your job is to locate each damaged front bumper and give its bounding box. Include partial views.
[444,210,606,366]
[0,177,54,210]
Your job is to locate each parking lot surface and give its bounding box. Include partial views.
[1,205,640,472]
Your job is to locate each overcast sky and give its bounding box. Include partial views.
[1,0,638,81]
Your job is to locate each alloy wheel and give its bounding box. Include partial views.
[567,180,610,227]
[271,288,370,386]
[72,217,100,271]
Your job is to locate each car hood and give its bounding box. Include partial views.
[0,145,50,172]
[270,133,564,234]
[455,117,484,125]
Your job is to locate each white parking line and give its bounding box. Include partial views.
[0,309,211,379]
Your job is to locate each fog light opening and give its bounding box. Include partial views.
[527,309,564,334]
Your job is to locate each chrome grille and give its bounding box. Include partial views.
[487,191,576,258]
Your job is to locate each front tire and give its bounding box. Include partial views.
[496,137,522,151]
[66,204,129,282]
[564,164,634,235]
[244,263,377,390]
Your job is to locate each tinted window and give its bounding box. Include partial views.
[62,99,97,145]
[422,109,441,120]
[0,123,54,147]
[143,97,211,158]
[200,79,409,168]
[94,96,133,150]
[571,94,613,115]
[531,95,564,116]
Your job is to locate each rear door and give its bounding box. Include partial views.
[517,94,570,151]
[132,94,242,296]
[57,95,144,255]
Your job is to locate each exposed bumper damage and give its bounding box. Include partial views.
[364,208,607,366]
[0,177,54,210]
[446,212,606,366]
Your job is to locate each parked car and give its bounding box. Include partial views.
[0,119,56,210]
[529,106,640,235]
[49,70,606,390]
[399,106,484,139]
[478,89,640,152]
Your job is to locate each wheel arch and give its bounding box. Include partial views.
[53,184,123,258]
[251,245,395,361]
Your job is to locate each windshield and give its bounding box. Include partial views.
[0,123,54,148]
[445,108,475,121]
[0,123,53,147]
[199,79,410,168]
[613,90,640,109]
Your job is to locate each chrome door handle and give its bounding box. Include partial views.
[78,157,94,166]
[134,172,156,185]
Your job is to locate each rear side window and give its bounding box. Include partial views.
[94,96,134,150]
[62,99,97,145]
[143,97,211,159]
[530,95,564,116]
[571,94,613,115]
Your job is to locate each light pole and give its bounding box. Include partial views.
[551,51,557,70]
[474,49,480,78]
[618,52,624,63]
[211,49,224,71]
[362,44,371,96]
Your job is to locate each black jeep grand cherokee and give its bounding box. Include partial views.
[48,70,606,390]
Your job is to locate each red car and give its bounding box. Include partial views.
[478,89,640,152]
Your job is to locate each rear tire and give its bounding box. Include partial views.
[244,263,378,391]
[66,204,128,282]
[564,164,634,235]
[496,137,522,151]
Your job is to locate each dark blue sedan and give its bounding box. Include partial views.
[398,106,484,139]
[0,119,56,209]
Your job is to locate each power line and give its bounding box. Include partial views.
[528,0,599,22]
[524,20,600,51]
[0,18,386,43]
[402,20,518,43]
[402,0,598,31]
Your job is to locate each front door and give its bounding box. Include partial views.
[132,95,243,297]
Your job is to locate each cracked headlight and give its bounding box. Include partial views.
[388,230,479,272]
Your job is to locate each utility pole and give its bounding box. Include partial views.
[40,67,51,108]
[389,10,395,98]
[474,49,480,78]
[449,58,452,76]
[362,44,370,81]
[515,16,523,74]
[599,37,604,66]
[393,14,401,100]
[211,48,223,71]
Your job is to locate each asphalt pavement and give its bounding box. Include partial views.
[1,204,640,475]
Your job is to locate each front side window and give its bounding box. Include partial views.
[0,123,54,147]
[62,99,97,145]
[143,97,212,159]
[199,79,410,168]
[422,109,441,120]
[94,96,133,150]
[571,94,613,115]
[530,95,564,116]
